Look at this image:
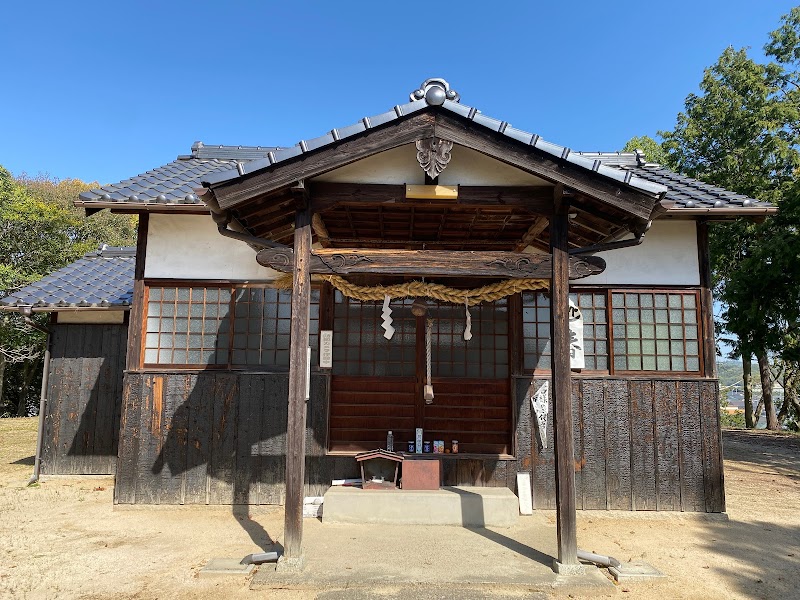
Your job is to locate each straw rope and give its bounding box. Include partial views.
[272,273,549,305]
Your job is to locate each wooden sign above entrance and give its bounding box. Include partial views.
[256,248,606,280]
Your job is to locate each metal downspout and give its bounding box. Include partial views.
[216,223,283,249]
[568,230,648,256]
[209,208,285,250]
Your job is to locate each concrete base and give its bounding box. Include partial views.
[552,560,586,575]
[323,485,519,527]
[609,561,666,582]
[275,554,306,573]
[198,558,254,578]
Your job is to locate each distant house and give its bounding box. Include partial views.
[7,78,778,563]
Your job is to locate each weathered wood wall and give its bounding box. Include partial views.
[522,377,725,513]
[41,323,127,475]
[115,372,348,504]
[115,371,724,512]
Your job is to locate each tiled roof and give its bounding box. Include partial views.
[72,79,774,215]
[626,166,768,210]
[0,246,135,311]
[580,152,774,212]
[202,80,668,199]
[77,143,278,206]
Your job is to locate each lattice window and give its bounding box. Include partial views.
[521,289,700,374]
[144,286,232,366]
[144,284,319,369]
[522,291,608,371]
[332,292,416,377]
[522,292,552,372]
[576,291,609,371]
[611,291,700,372]
[430,299,508,379]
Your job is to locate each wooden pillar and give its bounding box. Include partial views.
[696,220,717,379]
[126,213,149,371]
[283,201,312,561]
[549,188,579,570]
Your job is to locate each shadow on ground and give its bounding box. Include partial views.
[704,430,800,598]
[449,486,553,568]
[699,518,800,599]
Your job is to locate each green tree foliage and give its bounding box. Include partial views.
[661,8,800,429]
[0,167,137,416]
[621,135,670,166]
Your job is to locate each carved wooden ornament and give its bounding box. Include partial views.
[416,138,453,179]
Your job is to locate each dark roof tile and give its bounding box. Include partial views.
[0,246,135,311]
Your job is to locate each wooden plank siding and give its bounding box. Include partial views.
[115,371,723,512]
[526,377,724,513]
[40,323,127,475]
[115,372,329,505]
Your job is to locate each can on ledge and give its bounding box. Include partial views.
[407,440,415,453]
[423,440,432,453]
[451,440,459,454]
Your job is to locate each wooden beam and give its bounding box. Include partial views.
[283,208,312,561]
[697,220,717,379]
[213,113,436,210]
[256,247,606,280]
[310,182,553,213]
[434,113,658,222]
[323,237,517,249]
[126,213,148,371]
[291,180,309,210]
[549,185,579,569]
[515,216,549,251]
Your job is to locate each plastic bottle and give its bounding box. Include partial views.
[387,430,394,452]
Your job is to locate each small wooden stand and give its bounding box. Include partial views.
[355,449,403,490]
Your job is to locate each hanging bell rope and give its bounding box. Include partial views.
[424,318,434,404]
[272,273,549,305]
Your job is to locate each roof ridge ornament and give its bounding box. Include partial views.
[410,78,459,105]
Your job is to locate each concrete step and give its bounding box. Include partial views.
[323,485,519,527]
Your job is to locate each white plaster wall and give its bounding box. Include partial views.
[145,214,280,281]
[314,145,423,184]
[313,143,550,186]
[579,220,699,286]
[56,310,126,324]
[438,146,550,186]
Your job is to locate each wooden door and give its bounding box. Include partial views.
[329,292,512,454]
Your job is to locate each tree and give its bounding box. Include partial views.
[661,9,800,430]
[621,135,670,166]
[0,167,137,416]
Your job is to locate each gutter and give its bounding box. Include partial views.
[665,207,777,216]
[73,201,209,214]
[0,306,130,313]
[17,306,50,486]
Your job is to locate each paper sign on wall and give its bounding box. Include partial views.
[569,299,585,370]
[306,346,311,400]
[320,330,333,368]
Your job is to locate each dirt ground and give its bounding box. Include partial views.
[1,418,799,600]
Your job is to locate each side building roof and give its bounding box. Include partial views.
[0,246,135,312]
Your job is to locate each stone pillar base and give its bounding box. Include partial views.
[552,560,586,575]
[276,554,306,573]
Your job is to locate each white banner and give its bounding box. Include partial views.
[568,299,585,369]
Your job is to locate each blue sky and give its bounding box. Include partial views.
[1,1,797,185]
